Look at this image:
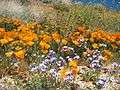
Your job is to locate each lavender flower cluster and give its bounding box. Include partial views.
[83,49,103,70]
[30,46,81,81]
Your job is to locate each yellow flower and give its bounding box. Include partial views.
[5,51,14,57]
[58,67,67,79]
[26,41,34,46]
[89,38,94,42]
[19,31,38,42]
[71,66,79,76]
[103,50,113,62]
[92,43,99,48]
[26,23,35,29]
[15,46,22,51]
[72,40,80,46]
[14,49,25,60]
[62,38,68,45]
[85,38,89,41]
[0,39,10,46]
[10,40,25,47]
[12,18,22,26]
[41,49,49,54]
[39,41,50,50]
[18,25,30,31]
[69,60,78,68]
[59,66,79,79]
[52,32,61,43]
[39,34,51,43]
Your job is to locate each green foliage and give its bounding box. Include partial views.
[83,70,100,82]
[25,73,65,90]
[0,56,14,78]
[25,41,42,65]
[0,22,17,31]
[43,3,120,35]
[19,0,30,5]
[25,74,43,90]
[41,0,53,3]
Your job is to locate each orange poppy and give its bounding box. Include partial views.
[112,33,120,40]
[58,67,67,79]
[19,31,38,42]
[39,34,51,43]
[14,49,25,60]
[69,60,78,68]
[77,26,86,34]
[52,32,61,43]
[71,66,79,76]
[0,28,5,32]
[103,50,113,62]
[39,41,50,50]
[0,38,13,46]
[0,28,5,37]
[4,31,18,39]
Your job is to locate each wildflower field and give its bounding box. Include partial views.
[0,0,120,90]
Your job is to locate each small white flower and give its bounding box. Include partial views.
[68,58,72,61]
[100,44,107,47]
[41,55,45,58]
[33,53,36,56]
[31,66,38,72]
[69,47,74,51]
[98,55,103,60]
[49,50,54,53]
[88,57,93,61]
[79,38,84,42]
[90,62,101,69]
[74,55,80,60]
[50,57,57,62]
[93,55,97,58]
[79,69,85,74]
[62,46,69,52]
[92,60,100,63]
[96,78,106,88]
[87,54,90,57]
[50,69,58,77]
[112,62,119,67]
[38,63,48,72]
[66,56,70,59]
[43,59,50,64]
[59,56,64,60]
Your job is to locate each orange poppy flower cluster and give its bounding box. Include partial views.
[58,60,79,79]
[0,18,41,60]
[103,50,113,62]
[70,26,93,47]
[0,18,120,62]
[112,32,120,40]
[91,28,120,44]
[39,32,68,53]
[0,18,67,59]
[70,27,120,48]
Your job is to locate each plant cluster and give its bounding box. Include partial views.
[0,18,119,90]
